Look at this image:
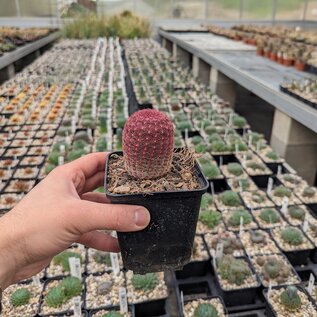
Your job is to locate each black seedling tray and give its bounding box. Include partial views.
[134,298,167,317]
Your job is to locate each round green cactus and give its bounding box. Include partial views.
[211,140,229,153]
[281,227,304,246]
[200,193,213,210]
[191,135,204,145]
[131,273,158,292]
[53,251,82,272]
[10,288,31,307]
[288,206,305,221]
[233,116,247,128]
[199,210,221,229]
[228,209,252,227]
[251,192,265,203]
[219,191,242,207]
[194,303,218,317]
[195,144,206,153]
[273,186,292,198]
[60,276,82,299]
[280,286,302,311]
[227,163,244,176]
[45,286,66,308]
[263,257,281,279]
[93,252,111,266]
[302,186,316,198]
[246,161,265,171]
[259,208,280,223]
[266,151,279,161]
[201,163,220,179]
[250,230,266,244]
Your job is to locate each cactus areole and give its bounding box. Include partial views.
[122,109,174,180]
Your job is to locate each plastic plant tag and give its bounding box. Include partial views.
[119,287,128,313]
[184,129,189,144]
[235,143,239,154]
[243,153,247,161]
[228,113,233,126]
[277,165,282,176]
[58,156,64,166]
[268,280,272,298]
[239,216,244,236]
[256,141,261,152]
[32,275,41,287]
[248,135,253,147]
[267,177,273,196]
[302,217,309,232]
[110,253,120,275]
[281,197,289,215]
[308,273,315,295]
[210,181,215,196]
[73,296,81,317]
[219,156,223,167]
[215,242,223,259]
[59,144,65,155]
[212,255,217,268]
[238,180,243,193]
[69,257,81,279]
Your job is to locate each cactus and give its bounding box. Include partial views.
[194,303,218,317]
[280,286,302,311]
[218,255,251,286]
[199,210,221,229]
[302,186,316,198]
[131,273,158,292]
[246,161,265,171]
[219,191,242,207]
[266,151,278,160]
[263,257,281,279]
[288,206,305,221]
[250,230,266,244]
[281,227,303,246]
[102,312,124,317]
[283,174,300,184]
[195,144,206,153]
[45,286,66,308]
[93,252,111,266]
[259,208,280,223]
[201,163,220,179]
[191,136,204,145]
[273,186,292,198]
[61,276,82,299]
[200,193,213,210]
[233,116,247,128]
[53,251,82,272]
[228,209,252,227]
[251,192,265,203]
[227,163,244,176]
[211,232,242,254]
[10,288,31,307]
[211,140,229,153]
[122,109,174,180]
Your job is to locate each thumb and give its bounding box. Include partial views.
[71,199,150,234]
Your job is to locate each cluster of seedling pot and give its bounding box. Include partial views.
[2,37,317,316]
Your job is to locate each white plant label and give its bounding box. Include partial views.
[268,280,272,298]
[228,113,233,126]
[210,181,215,196]
[58,156,64,166]
[235,143,239,154]
[73,296,81,317]
[243,153,247,161]
[308,273,315,295]
[277,165,282,176]
[110,252,120,275]
[69,257,81,279]
[248,135,253,147]
[219,156,223,167]
[59,144,65,154]
[215,242,224,259]
[281,197,289,215]
[267,178,273,196]
[256,141,261,152]
[239,216,244,236]
[302,218,309,232]
[238,180,243,193]
[184,129,189,143]
[119,287,128,313]
[180,291,185,315]
[212,255,217,268]
[32,275,41,287]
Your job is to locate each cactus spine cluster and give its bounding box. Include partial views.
[122,109,174,180]
[131,273,158,292]
[194,303,218,317]
[10,288,31,307]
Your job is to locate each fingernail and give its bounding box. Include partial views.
[134,208,150,227]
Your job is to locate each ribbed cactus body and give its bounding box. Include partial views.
[123,109,174,180]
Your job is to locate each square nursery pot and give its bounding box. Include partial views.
[105,151,209,274]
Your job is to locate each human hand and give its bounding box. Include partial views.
[0,152,150,289]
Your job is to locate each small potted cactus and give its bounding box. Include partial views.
[105,109,208,273]
[264,285,317,316]
[182,297,228,317]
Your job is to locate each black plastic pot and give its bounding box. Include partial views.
[263,285,317,317]
[105,151,209,273]
[134,298,167,317]
[310,247,317,264]
[175,260,212,280]
[213,256,261,307]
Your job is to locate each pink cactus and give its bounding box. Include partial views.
[123,109,174,179]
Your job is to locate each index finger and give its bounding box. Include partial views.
[65,152,108,179]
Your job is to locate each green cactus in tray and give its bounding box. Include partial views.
[302,186,316,198]
[53,250,82,272]
[263,257,281,279]
[288,206,305,221]
[10,288,31,307]
[280,286,302,311]
[194,303,218,317]
[227,163,244,176]
[219,191,242,207]
[45,286,66,308]
[250,230,266,244]
[200,193,213,210]
[132,273,158,292]
[259,208,280,224]
[199,210,221,229]
[93,251,111,266]
[273,186,292,198]
[201,163,220,179]
[228,209,252,227]
[61,276,82,299]
[281,227,304,246]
